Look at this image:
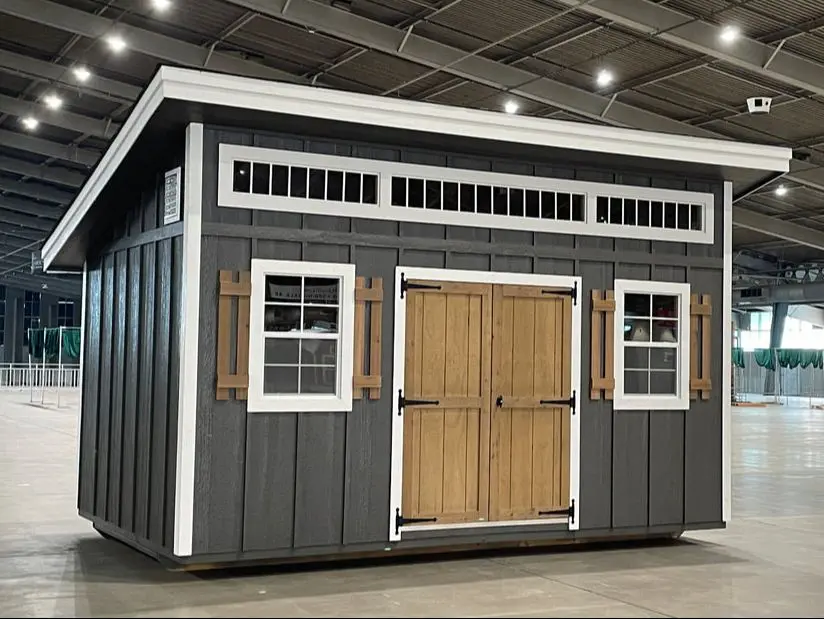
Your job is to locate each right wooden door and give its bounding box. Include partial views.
[489,284,574,521]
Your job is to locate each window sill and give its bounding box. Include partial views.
[613,394,689,411]
[247,393,352,413]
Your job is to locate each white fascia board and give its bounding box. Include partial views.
[41,66,793,269]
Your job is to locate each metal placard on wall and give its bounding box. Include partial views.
[163,166,182,225]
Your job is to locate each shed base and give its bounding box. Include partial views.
[86,513,724,573]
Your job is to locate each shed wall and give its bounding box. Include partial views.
[193,125,725,557]
[78,152,184,553]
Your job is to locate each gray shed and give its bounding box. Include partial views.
[41,66,791,568]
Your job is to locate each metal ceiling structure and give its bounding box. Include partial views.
[3,0,824,298]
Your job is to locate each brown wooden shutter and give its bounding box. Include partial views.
[690,293,712,400]
[215,270,251,401]
[590,289,615,400]
[353,276,383,400]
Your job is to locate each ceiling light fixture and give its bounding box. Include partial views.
[596,69,614,87]
[21,116,39,130]
[504,100,519,114]
[72,66,92,82]
[720,25,740,43]
[775,184,788,197]
[151,0,172,10]
[43,93,63,110]
[106,34,127,53]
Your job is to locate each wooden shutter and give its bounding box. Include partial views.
[216,270,251,401]
[590,289,615,400]
[690,293,712,400]
[353,277,383,400]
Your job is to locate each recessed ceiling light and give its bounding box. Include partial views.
[151,0,172,10]
[504,100,519,114]
[775,184,788,197]
[106,34,127,53]
[72,66,92,82]
[720,25,740,43]
[21,116,39,130]
[596,69,614,87]
[43,93,62,110]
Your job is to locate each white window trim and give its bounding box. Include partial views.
[388,267,582,541]
[247,259,355,413]
[218,144,715,245]
[613,279,691,411]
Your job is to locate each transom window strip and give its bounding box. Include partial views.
[596,196,702,231]
[390,176,586,222]
[233,160,378,205]
[623,292,680,396]
[263,274,341,396]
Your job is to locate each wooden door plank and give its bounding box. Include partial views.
[442,293,469,514]
[510,297,536,515]
[418,293,447,516]
[478,289,492,521]
[402,292,423,517]
[533,297,554,512]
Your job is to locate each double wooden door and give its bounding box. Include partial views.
[401,279,573,526]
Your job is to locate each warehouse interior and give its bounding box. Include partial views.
[1,0,824,616]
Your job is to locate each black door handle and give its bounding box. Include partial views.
[495,395,504,408]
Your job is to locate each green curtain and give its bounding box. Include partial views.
[62,329,81,361]
[28,328,45,359]
[732,347,745,368]
[753,348,775,371]
[748,348,824,370]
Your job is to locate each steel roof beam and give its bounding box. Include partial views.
[0,225,46,243]
[554,0,824,98]
[0,93,118,139]
[0,155,86,187]
[0,48,141,104]
[735,208,824,253]
[0,129,99,167]
[0,272,80,297]
[1,195,63,219]
[0,208,54,232]
[0,0,311,85]
[0,177,73,204]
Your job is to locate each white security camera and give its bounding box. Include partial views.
[747,97,772,114]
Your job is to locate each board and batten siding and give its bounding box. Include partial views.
[192,125,725,557]
[78,154,184,553]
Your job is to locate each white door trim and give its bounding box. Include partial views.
[389,266,582,542]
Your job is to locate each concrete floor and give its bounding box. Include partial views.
[1,392,823,618]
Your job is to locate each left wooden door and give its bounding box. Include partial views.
[401,281,492,525]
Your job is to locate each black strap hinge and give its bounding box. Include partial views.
[538,499,575,523]
[542,281,577,305]
[539,390,577,414]
[397,389,440,415]
[395,508,437,534]
[400,273,442,298]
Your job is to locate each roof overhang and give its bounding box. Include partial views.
[41,65,793,270]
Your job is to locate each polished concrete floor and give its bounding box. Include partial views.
[1,391,823,618]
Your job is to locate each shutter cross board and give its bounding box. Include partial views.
[353,276,383,400]
[690,293,712,400]
[216,270,251,401]
[590,290,615,400]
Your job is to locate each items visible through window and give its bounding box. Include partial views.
[623,292,680,396]
[263,275,340,396]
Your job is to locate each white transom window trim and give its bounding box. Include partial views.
[247,259,355,413]
[218,144,715,245]
[613,279,691,411]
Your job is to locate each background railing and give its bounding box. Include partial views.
[733,350,824,406]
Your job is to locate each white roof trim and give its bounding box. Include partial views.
[42,66,793,269]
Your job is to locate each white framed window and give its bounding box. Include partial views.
[248,259,355,413]
[613,279,691,411]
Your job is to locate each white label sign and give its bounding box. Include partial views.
[163,166,182,225]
